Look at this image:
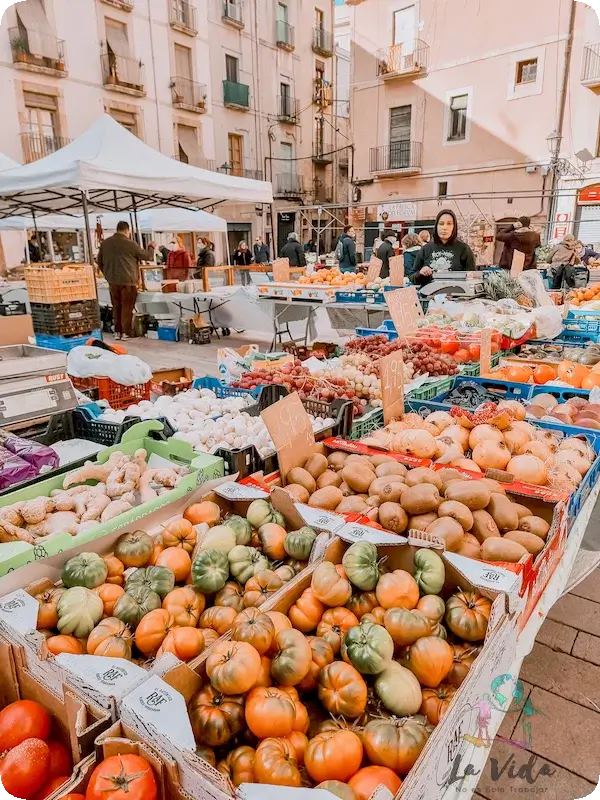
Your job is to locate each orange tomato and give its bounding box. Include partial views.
[506,365,533,383]
[533,364,557,385]
[453,349,470,364]
[557,361,589,388]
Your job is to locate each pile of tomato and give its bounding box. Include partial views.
[488,361,600,389]
[411,326,502,364]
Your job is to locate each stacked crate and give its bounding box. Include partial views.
[25,263,101,351]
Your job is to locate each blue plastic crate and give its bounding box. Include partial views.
[192,376,263,401]
[336,291,387,304]
[35,329,102,352]
[530,385,590,403]
[567,308,600,319]
[406,376,534,415]
[531,329,600,345]
[562,318,600,335]
[355,319,399,341]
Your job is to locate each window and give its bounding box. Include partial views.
[108,108,138,135]
[438,181,448,198]
[177,124,200,165]
[393,5,415,45]
[225,54,238,83]
[389,105,411,168]
[228,133,244,175]
[280,141,294,191]
[174,44,192,80]
[15,0,58,60]
[280,81,291,116]
[315,7,324,29]
[448,94,468,141]
[278,3,288,23]
[516,58,537,85]
[22,90,60,160]
[315,61,325,82]
[105,18,130,58]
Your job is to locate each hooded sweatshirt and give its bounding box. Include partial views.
[412,210,476,284]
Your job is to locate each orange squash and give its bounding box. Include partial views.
[288,589,326,633]
[157,627,205,661]
[102,556,125,586]
[47,635,84,656]
[557,361,588,388]
[156,547,192,582]
[93,584,125,617]
[232,608,275,655]
[199,606,236,636]
[162,586,205,627]
[161,519,196,553]
[135,609,175,656]
[87,617,133,659]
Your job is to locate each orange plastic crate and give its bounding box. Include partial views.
[25,263,96,304]
[71,376,150,410]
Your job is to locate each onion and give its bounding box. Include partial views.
[451,458,483,473]
[548,462,582,490]
[469,425,504,450]
[507,454,548,486]
[472,441,511,471]
[564,397,588,411]
[532,394,559,412]
[518,441,555,461]
[392,430,438,459]
[443,425,470,450]
[497,399,526,422]
[559,437,594,460]
[553,449,591,476]
[425,411,453,433]
[503,424,532,455]
[507,420,537,439]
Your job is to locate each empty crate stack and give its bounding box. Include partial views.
[25,264,101,351]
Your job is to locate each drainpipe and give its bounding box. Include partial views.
[146,0,164,152]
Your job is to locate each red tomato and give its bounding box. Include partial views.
[33,775,70,800]
[0,700,51,752]
[47,741,73,781]
[60,795,85,800]
[454,348,470,364]
[85,755,157,800]
[468,343,481,360]
[491,342,500,354]
[441,338,460,355]
[0,738,50,799]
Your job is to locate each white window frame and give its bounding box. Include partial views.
[507,47,545,101]
[443,87,472,147]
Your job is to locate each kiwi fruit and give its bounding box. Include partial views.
[327,452,348,472]
[408,512,438,531]
[284,484,310,504]
[316,470,343,490]
[368,477,406,503]
[378,502,408,534]
[437,500,474,532]
[308,486,344,511]
[426,517,464,551]
[287,467,316,495]
[504,531,545,556]
[342,463,376,494]
[444,481,491,511]
[487,493,519,533]
[336,496,369,514]
[304,454,328,480]
[518,516,550,540]
[370,455,396,467]
[400,484,441,515]
[375,462,408,479]
[471,510,500,543]
[404,467,443,490]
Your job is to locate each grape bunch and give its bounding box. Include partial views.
[401,342,460,378]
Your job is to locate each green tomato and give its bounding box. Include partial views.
[228,545,269,585]
[246,500,284,530]
[414,549,445,596]
[342,621,394,675]
[192,549,230,593]
[222,515,253,546]
[125,566,175,599]
[284,527,317,561]
[61,552,108,589]
[113,586,161,627]
[342,542,380,591]
[57,587,103,638]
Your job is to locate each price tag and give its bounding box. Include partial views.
[56,655,147,700]
[380,350,405,424]
[443,552,521,594]
[296,504,346,533]
[261,393,316,479]
[385,287,423,335]
[389,255,404,286]
[367,257,382,282]
[337,523,408,546]
[272,258,290,283]
[479,329,492,376]
[121,675,196,752]
[214,482,269,501]
[510,250,525,277]
[0,590,37,636]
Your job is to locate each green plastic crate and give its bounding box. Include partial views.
[407,376,454,402]
[349,407,384,440]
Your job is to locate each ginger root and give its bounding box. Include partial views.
[81,494,111,522]
[51,493,77,513]
[0,520,35,544]
[63,452,127,489]
[138,470,158,504]
[101,498,134,523]
[0,506,24,528]
[151,468,180,488]
[28,511,80,538]
[19,498,54,525]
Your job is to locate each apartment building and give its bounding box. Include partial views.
[342,0,588,261]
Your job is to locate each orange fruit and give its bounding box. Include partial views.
[557,361,589,388]
[582,373,600,390]
[506,365,533,383]
[533,364,557,385]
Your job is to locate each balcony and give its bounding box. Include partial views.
[275,173,303,197]
[223,79,249,109]
[170,0,197,35]
[171,77,207,112]
[369,142,422,176]
[9,28,67,76]
[99,0,133,10]
[21,131,70,163]
[222,0,244,28]
[313,143,333,164]
[217,163,263,180]
[582,44,600,88]
[276,20,294,51]
[376,40,429,80]
[312,27,334,57]
[101,51,145,96]
[277,94,299,123]
[313,180,333,204]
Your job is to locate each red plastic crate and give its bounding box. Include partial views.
[71,376,150,410]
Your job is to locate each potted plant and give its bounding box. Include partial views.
[11,34,32,64]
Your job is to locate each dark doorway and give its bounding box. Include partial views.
[277,212,295,256]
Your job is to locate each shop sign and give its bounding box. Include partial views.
[578,184,600,204]
[552,212,570,241]
[378,202,417,222]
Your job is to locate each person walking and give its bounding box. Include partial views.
[28,232,41,263]
[165,236,193,281]
[401,233,423,284]
[253,236,270,264]
[196,237,216,272]
[233,240,253,285]
[496,216,541,271]
[546,234,582,289]
[376,229,398,279]
[280,232,307,267]
[97,221,155,340]
[418,230,431,245]
[336,225,357,273]
[412,209,475,286]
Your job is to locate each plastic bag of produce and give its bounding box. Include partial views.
[67,346,152,386]
[528,305,563,340]
[0,431,59,472]
[0,447,37,490]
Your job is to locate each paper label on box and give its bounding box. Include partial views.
[367,257,382,282]
[122,675,196,752]
[261,393,316,478]
[443,552,520,594]
[214,482,269,501]
[385,287,423,335]
[337,523,408,546]
[295,504,346,533]
[0,590,37,635]
[380,350,405,424]
[240,786,335,800]
[56,655,147,700]
[389,255,404,286]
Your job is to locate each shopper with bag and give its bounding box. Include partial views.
[546,234,587,289]
[496,216,541,271]
[335,225,357,273]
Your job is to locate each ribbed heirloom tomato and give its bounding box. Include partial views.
[85,755,157,800]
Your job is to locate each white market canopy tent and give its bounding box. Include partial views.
[0,114,273,218]
[0,153,20,172]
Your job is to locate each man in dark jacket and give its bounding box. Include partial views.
[337,225,357,272]
[280,232,306,267]
[253,237,270,264]
[412,209,475,285]
[97,221,155,339]
[377,230,397,278]
[496,217,541,270]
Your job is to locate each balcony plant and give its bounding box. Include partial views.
[11,34,33,64]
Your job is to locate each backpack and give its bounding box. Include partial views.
[335,238,345,261]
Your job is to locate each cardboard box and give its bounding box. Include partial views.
[150,367,195,396]
[0,314,34,346]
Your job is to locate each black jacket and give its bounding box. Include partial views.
[280,240,306,267]
[253,243,270,264]
[233,249,252,266]
[197,247,215,268]
[338,233,357,271]
[377,239,396,279]
[413,240,475,278]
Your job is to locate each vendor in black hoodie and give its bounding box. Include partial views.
[410,209,475,286]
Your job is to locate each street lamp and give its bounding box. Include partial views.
[546,129,563,160]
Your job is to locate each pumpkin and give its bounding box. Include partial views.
[217,746,255,787]
[215,582,245,613]
[288,589,326,633]
[420,684,456,725]
[361,607,386,625]
[445,591,491,642]
[113,586,161,627]
[297,636,335,692]
[199,526,237,556]
[254,737,301,787]
[222,515,253,546]
[376,570,419,610]
[200,605,236,636]
[349,766,402,800]
[413,549,445,595]
[342,542,380,591]
[36,587,65,630]
[188,685,245,747]
[155,548,192,583]
[232,608,275,654]
[318,661,367,719]
[284,527,317,561]
[447,643,480,688]
[184,501,221,526]
[61,553,108,589]
[207,641,262,694]
[374,662,422,717]
[383,608,433,647]
[271,628,312,686]
[342,621,394,675]
[247,499,285,530]
[362,717,430,776]
[161,519,196,552]
[87,617,133,659]
[402,636,454,688]
[126,566,175,600]
[114,530,154,568]
[162,586,205,627]
[93,584,125,617]
[312,563,352,607]
[47,635,84,656]
[258,523,287,561]
[317,607,359,654]
[134,609,175,655]
[416,595,446,623]
[103,556,125,586]
[346,591,378,619]
[243,570,284,608]
[228,546,269,585]
[157,627,205,661]
[192,550,230,594]
[245,686,295,738]
[305,729,363,784]
[274,564,297,582]
[57,587,103,638]
[315,781,356,800]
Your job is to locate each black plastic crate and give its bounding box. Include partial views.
[0,301,27,316]
[31,300,100,336]
[72,408,176,447]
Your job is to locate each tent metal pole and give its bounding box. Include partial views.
[132,195,142,245]
[81,191,95,265]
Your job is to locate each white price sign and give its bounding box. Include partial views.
[214,482,269,501]
[296,504,346,533]
[122,675,196,752]
[56,655,147,700]
[0,590,37,635]
[337,524,408,547]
